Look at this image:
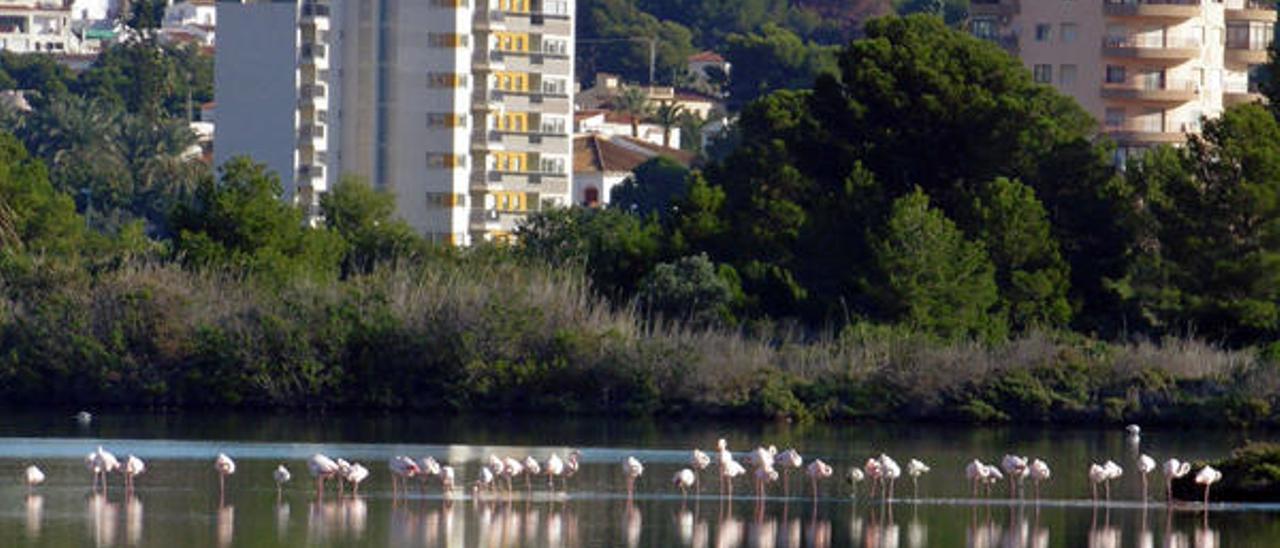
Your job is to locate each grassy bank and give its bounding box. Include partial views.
[1,257,1276,427]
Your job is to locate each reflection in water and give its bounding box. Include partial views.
[907,518,925,548]
[125,495,143,546]
[749,514,776,548]
[626,504,642,548]
[307,499,369,544]
[717,513,743,548]
[677,509,694,545]
[276,502,290,541]
[87,493,118,548]
[216,504,234,548]
[1195,526,1219,548]
[25,495,43,540]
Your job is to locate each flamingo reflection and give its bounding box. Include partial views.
[125,495,143,546]
[24,494,43,540]
[86,492,118,548]
[216,504,234,548]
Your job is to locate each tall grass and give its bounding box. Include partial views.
[0,257,1275,426]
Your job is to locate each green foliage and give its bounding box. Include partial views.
[320,175,425,276]
[1171,443,1280,502]
[613,86,651,137]
[723,24,838,110]
[577,0,696,85]
[0,132,83,257]
[637,253,739,327]
[518,207,664,296]
[611,157,691,219]
[869,190,1003,340]
[170,157,345,282]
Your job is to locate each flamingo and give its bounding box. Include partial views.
[345,463,370,497]
[1195,465,1221,507]
[563,450,581,489]
[388,456,419,498]
[864,458,884,499]
[335,458,352,496]
[94,447,120,495]
[273,465,291,501]
[1088,463,1109,503]
[1126,424,1141,441]
[545,453,565,490]
[965,460,988,498]
[1001,455,1029,498]
[722,459,746,499]
[1163,458,1191,502]
[1137,454,1156,502]
[806,459,832,501]
[690,449,711,495]
[754,465,778,500]
[123,455,145,494]
[24,465,45,496]
[673,468,696,499]
[846,467,865,499]
[1102,460,1123,501]
[777,449,803,497]
[523,456,541,491]
[879,454,901,501]
[307,454,340,500]
[440,466,456,496]
[622,456,644,500]
[74,411,93,425]
[476,466,495,497]
[214,453,236,504]
[983,465,1003,497]
[749,446,776,472]
[906,459,930,499]
[716,439,734,495]
[1029,459,1051,501]
[419,456,441,494]
[502,457,524,494]
[85,452,103,493]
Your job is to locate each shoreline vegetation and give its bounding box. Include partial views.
[2,258,1276,428]
[6,16,1280,429]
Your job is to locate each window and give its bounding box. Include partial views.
[428,73,468,88]
[427,113,467,128]
[543,0,570,15]
[428,33,469,48]
[970,18,997,40]
[427,153,466,169]
[539,156,565,174]
[491,152,527,172]
[493,72,528,92]
[494,32,528,52]
[1059,64,1077,86]
[495,112,528,132]
[541,77,567,95]
[1105,108,1126,129]
[1035,23,1052,42]
[426,192,467,208]
[1061,23,1078,44]
[1227,21,1273,50]
[541,37,568,55]
[431,0,469,6]
[1106,65,1127,84]
[539,115,566,134]
[1033,64,1052,84]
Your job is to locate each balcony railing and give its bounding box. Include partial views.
[1101,79,1199,101]
[1104,36,1201,48]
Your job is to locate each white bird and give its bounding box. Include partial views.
[475,466,495,497]
[1195,465,1222,507]
[523,456,541,491]
[564,450,582,486]
[273,465,291,500]
[440,466,456,496]
[420,456,442,477]
[1001,454,1029,499]
[335,458,352,496]
[388,456,419,498]
[94,447,120,495]
[544,453,565,490]
[879,454,902,500]
[965,460,988,498]
[487,454,505,479]
[622,456,644,500]
[1029,459,1051,500]
[1163,458,1192,502]
[750,446,776,471]
[214,453,236,504]
[345,463,370,497]
[502,457,524,494]
[806,459,833,500]
[754,465,779,500]
[307,454,340,500]
[846,467,865,498]
[74,411,92,425]
[716,439,734,496]
[864,458,884,499]
[123,455,145,494]
[1137,454,1156,502]
[673,468,696,498]
[983,465,1003,496]
[906,459,930,499]
[690,449,711,495]
[777,448,803,497]
[1126,424,1141,437]
[24,465,45,495]
[722,459,746,499]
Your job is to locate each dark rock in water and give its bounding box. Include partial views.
[1170,442,1280,503]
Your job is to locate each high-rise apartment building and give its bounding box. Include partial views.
[971,0,1275,159]
[215,0,574,245]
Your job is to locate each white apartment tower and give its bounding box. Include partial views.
[215,0,575,244]
[971,0,1276,159]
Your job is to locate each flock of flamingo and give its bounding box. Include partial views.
[18,425,1224,509]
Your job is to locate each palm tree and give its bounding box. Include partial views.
[614,86,651,138]
[652,101,685,148]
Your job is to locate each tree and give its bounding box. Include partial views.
[637,253,739,327]
[614,86,652,137]
[170,157,345,282]
[611,157,692,218]
[518,207,664,297]
[652,101,685,147]
[0,132,83,257]
[869,190,1003,340]
[321,175,424,276]
[722,24,837,110]
[577,0,696,85]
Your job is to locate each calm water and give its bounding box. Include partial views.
[0,411,1277,547]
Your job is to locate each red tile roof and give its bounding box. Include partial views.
[688,51,726,63]
[573,134,696,174]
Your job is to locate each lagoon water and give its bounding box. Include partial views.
[0,412,1277,546]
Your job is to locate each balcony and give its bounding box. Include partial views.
[1224,81,1266,105]
[1104,121,1186,144]
[970,0,1019,16]
[1100,79,1198,102]
[1102,36,1200,60]
[1225,40,1271,64]
[1104,0,1200,19]
[1226,0,1278,21]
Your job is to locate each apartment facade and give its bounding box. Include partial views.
[215,0,574,245]
[971,0,1276,158]
[0,0,75,53]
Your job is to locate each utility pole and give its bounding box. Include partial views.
[578,36,659,86]
[648,38,655,86]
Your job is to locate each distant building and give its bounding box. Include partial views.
[216,0,577,244]
[970,0,1276,161]
[161,0,216,46]
[572,133,694,207]
[574,109,679,148]
[686,50,729,83]
[0,1,77,53]
[577,72,724,121]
